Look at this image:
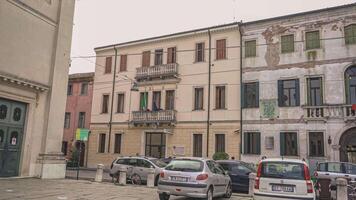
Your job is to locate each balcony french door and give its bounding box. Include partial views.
[145,133,166,158]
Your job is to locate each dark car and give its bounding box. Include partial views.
[217,160,256,193]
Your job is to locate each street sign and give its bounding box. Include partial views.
[76,128,89,141]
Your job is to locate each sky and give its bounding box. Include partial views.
[69,0,356,74]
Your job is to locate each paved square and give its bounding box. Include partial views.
[0,178,251,200]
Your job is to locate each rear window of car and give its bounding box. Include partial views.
[346,164,356,175]
[165,159,203,172]
[150,159,167,168]
[318,162,344,173]
[261,162,305,180]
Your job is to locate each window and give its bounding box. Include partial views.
[139,92,148,111]
[80,83,88,95]
[195,42,205,62]
[345,66,356,104]
[165,90,175,110]
[244,132,261,154]
[194,88,204,110]
[102,94,109,113]
[167,47,176,64]
[280,132,298,156]
[245,40,256,57]
[281,34,294,53]
[215,86,226,109]
[278,79,300,107]
[193,134,203,157]
[142,51,151,67]
[105,57,112,74]
[216,39,226,60]
[67,84,73,96]
[345,24,356,45]
[306,31,320,50]
[98,133,106,153]
[152,91,161,111]
[120,55,127,72]
[62,141,68,156]
[78,112,85,128]
[114,134,122,154]
[215,134,225,153]
[117,93,125,113]
[307,77,323,106]
[64,112,71,128]
[154,49,163,65]
[242,82,259,108]
[309,132,324,157]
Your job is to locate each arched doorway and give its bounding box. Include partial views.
[339,127,356,163]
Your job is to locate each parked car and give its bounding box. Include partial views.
[254,158,315,200]
[217,160,256,193]
[109,156,167,185]
[315,162,356,188]
[160,157,174,164]
[157,157,232,200]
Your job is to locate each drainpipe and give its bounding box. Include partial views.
[207,29,212,158]
[238,22,243,160]
[108,47,118,153]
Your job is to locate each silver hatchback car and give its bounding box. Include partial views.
[157,157,232,200]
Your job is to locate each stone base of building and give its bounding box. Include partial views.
[36,153,66,179]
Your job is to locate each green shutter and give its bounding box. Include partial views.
[257,132,261,155]
[306,31,320,50]
[256,82,259,108]
[295,79,300,106]
[244,132,248,154]
[281,34,294,53]
[278,80,283,107]
[280,132,285,156]
[245,40,256,57]
[241,83,245,108]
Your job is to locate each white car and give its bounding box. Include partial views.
[254,158,315,200]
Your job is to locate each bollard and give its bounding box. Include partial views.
[95,164,104,182]
[248,173,256,197]
[119,166,127,186]
[336,178,348,200]
[147,168,155,188]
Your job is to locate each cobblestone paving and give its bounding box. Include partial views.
[0,178,251,200]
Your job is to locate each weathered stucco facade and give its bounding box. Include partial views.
[241,4,356,171]
[89,24,241,168]
[0,0,75,178]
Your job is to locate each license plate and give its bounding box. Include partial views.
[170,176,189,182]
[272,185,294,192]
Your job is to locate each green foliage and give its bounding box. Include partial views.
[213,152,229,161]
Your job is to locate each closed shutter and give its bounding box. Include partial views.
[256,132,261,154]
[280,132,285,156]
[278,80,283,107]
[142,51,150,67]
[241,84,245,108]
[256,82,260,107]
[295,79,300,106]
[120,55,127,71]
[216,39,226,60]
[244,132,248,154]
[167,48,172,64]
[105,57,112,73]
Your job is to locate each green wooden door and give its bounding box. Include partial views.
[0,98,26,177]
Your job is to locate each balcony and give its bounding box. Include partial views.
[303,105,356,121]
[135,63,179,83]
[131,110,177,125]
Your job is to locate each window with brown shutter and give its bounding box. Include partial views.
[105,57,112,74]
[117,93,125,113]
[102,94,109,113]
[165,90,175,110]
[193,134,203,157]
[215,134,225,153]
[195,43,205,62]
[194,88,204,110]
[215,86,226,109]
[167,47,176,64]
[142,51,151,67]
[154,49,163,65]
[119,55,127,72]
[98,133,106,153]
[216,39,226,60]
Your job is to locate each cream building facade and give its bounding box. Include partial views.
[241,4,356,171]
[89,23,241,167]
[0,0,75,178]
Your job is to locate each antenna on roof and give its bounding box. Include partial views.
[232,0,237,21]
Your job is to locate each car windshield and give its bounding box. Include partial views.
[261,162,305,180]
[150,159,167,168]
[165,159,203,172]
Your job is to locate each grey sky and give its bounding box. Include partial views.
[69,0,355,74]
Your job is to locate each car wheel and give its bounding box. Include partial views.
[224,183,232,198]
[158,193,170,200]
[131,174,142,185]
[206,187,213,200]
